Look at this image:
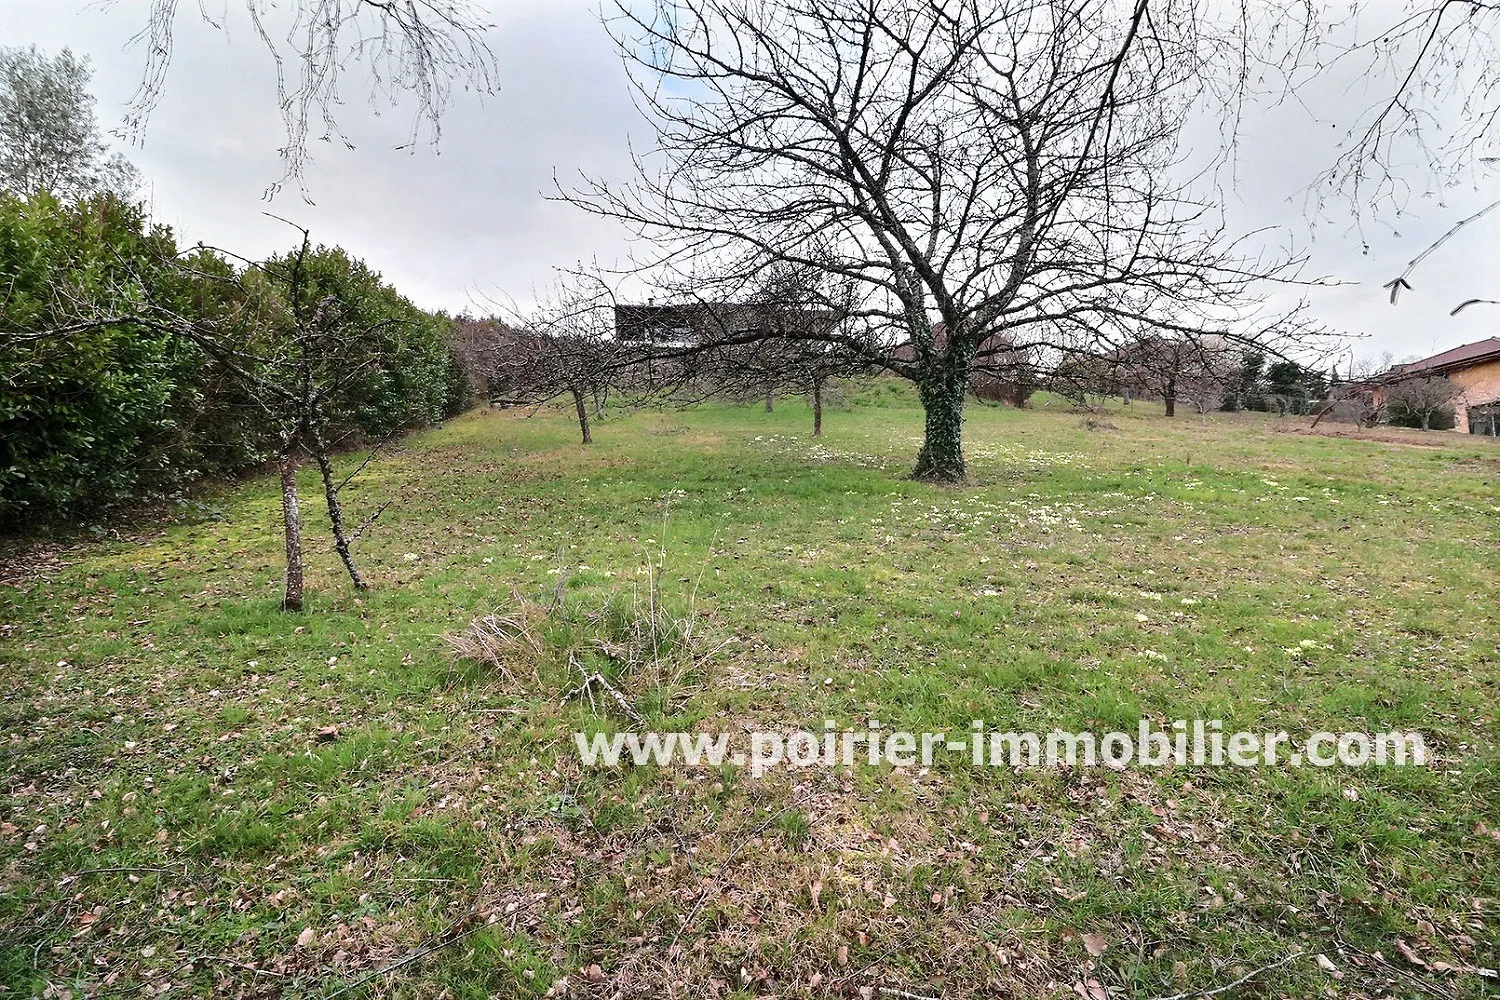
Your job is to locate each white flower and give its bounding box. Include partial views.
[403,552,418,562]
[1180,598,1198,606]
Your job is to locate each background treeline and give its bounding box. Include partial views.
[0,189,473,530]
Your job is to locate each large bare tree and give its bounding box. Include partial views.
[568,0,1319,482]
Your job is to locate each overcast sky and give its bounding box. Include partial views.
[3,0,1495,364]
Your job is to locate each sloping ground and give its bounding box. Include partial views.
[2,393,1497,999]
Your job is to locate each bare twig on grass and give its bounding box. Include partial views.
[668,805,798,951]
[97,954,286,998]
[880,987,942,1000]
[562,651,642,722]
[1148,950,1303,1000]
[60,866,178,880]
[318,912,490,1000]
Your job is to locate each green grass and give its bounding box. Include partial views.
[2,385,1497,998]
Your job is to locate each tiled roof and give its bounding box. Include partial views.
[1392,337,1500,376]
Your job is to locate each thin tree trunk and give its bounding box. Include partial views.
[1421,411,1431,430]
[912,360,969,483]
[812,377,824,437]
[1164,378,1177,417]
[573,387,593,444]
[309,429,369,591]
[279,449,305,612]
[764,390,774,412]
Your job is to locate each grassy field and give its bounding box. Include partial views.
[2,386,1497,999]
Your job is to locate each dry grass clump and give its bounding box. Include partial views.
[447,567,725,717]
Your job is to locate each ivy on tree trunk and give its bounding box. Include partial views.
[912,348,972,483]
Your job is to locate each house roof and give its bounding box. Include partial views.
[1390,337,1500,377]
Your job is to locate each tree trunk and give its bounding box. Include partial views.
[573,387,593,444]
[311,443,369,591]
[1421,411,1431,430]
[912,360,969,483]
[1164,383,1177,417]
[279,449,305,612]
[812,377,824,437]
[764,390,774,413]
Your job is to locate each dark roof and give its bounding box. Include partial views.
[1390,337,1500,377]
[613,301,839,344]
[890,323,1021,363]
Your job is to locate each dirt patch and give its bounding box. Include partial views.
[1275,423,1459,448]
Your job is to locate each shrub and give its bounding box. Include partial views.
[0,192,473,530]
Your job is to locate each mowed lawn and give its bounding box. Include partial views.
[2,387,1497,999]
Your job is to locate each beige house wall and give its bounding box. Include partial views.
[1449,357,1500,433]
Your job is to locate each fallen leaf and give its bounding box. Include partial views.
[1394,938,1427,967]
[1082,931,1108,958]
[297,927,316,948]
[1315,954,1342,979]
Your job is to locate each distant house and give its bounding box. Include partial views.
[613,303,711,348]
[889,323,1036,404]
[613,302,837,347]
[613,306,1035,403]
[1384,337,1500,435]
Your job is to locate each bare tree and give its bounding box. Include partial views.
[735,266,871,437]
[1310,353,1389,429]
[1049,354,1120,413]
[1116,333,1239,416]
[463,280,634,445]
[1385,374,1463,430]
[106,0,499,195]
[50,228,402,606]
[568,0,1319,482]
[1296,4,1500,311]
